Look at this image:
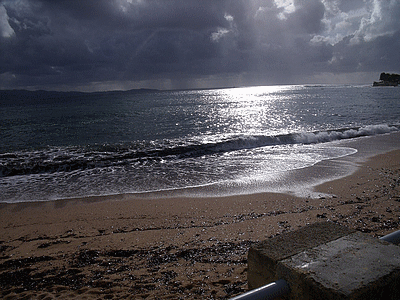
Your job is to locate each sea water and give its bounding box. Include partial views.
[1,85,399,203]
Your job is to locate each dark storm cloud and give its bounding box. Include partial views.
[0,0,399,91]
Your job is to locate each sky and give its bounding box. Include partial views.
[0,0,399,91]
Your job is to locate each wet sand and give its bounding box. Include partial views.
[0,146,399,299]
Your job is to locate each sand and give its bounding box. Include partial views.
[0,147,399,299]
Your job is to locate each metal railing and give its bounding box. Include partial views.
[229,279,290,300]
[380,229,400,245]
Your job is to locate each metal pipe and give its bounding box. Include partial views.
[380,230,400,245]
[229,279,290,300]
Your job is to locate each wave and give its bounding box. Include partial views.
[0,124,398,177]
[293,124,398,144]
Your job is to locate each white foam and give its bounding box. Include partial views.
[294,124,398,144]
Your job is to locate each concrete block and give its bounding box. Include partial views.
[248,222,400,299]
[248,222,354,289]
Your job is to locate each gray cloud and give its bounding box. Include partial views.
[0,0,399,91]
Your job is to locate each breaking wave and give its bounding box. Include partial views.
[0,124,398,178]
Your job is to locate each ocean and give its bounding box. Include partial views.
[1,85,399,203]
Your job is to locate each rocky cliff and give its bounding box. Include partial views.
[373,72,399,86]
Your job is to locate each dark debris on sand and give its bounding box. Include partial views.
[0,241,252,299]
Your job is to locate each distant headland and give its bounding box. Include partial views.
[373,72,399,86]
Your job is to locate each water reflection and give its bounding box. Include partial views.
[201,85,304,137]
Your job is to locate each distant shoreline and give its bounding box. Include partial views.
[0,83,377,94]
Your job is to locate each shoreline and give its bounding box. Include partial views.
[3,131,399,205]
[2,131,399,205]
[0,138,399,298]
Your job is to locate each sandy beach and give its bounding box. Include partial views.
[2,1,400,298]
[1,144,399,299]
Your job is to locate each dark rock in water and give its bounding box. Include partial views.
[380,72,400,83]
[373,72,399,86]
